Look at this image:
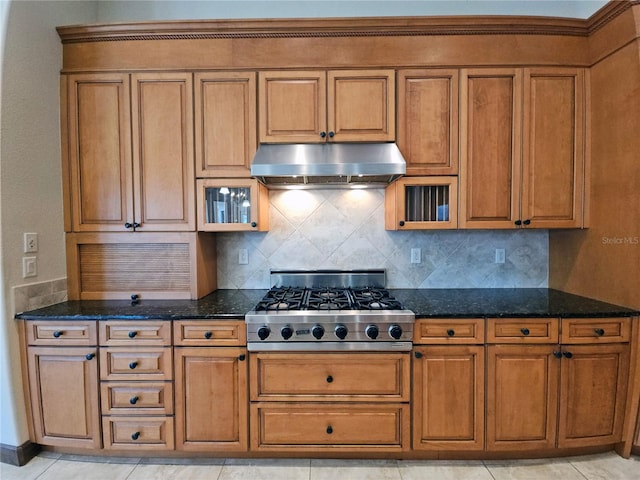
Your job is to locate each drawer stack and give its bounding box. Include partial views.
[99,321,174,450]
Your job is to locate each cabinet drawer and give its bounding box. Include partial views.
[414,319,484,344]
[251,403,409,450]
[250,353,410,402]
[562,318,631,344]
[100,347,172,381]
[100,382,173,415]
[487,318,559,343]
[25,320,97,346]
[99,321,171,346]
[174,320,246,346]
[102,416,174,450]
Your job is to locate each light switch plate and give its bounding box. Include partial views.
[23,256,37,278]
[495,248,506,264]
[238,248,249,265]
[24,232,38,253]
[410,248,421,264]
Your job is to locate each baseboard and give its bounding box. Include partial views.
[1,441,41,466]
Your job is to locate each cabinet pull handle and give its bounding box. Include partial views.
[563,351,573,359]
[133,222,141,229]
[521,328,530,336]
[320,131,327,138]
[446,329,455,337]
[129,361,138,369]
[129,396,139,405]
[85,353,95,361]
[594,328,605,336]
[399,220,405,227]
[326,426,333,434]
[326,375,333,383]
[53,330,63,338]
[251,222,257,228]
[514,219,522,226]
[553,351,562,359]
[131,432,140,440]
[204,331,212,339]
[523,219,531,226]
[238,354,246,361]
[124,222,133,229]
[128,331,137,338]
[328,131,335,138]
[414,351,423,359]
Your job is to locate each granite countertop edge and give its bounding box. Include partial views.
[14,288,639,321]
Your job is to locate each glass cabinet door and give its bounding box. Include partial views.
[197,179,268,231]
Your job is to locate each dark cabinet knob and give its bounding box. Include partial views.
[414,351,423,359]
[563,351,573,359]
[251,222,257,228]
[553,351,562,359]
[594,328,605,336]
[129,361,138,369]
[328,131,335,138]
[85,353,95,360]
[53,330,63,338]
[521,328,530,336]
[128,331,137,338]
[320,131,327,138]
[326,426,333,434]
[238,354,246,361]
[124,222,133,229]
[399,220,405,227]
[129,396,139,405]
[204,331,212,339]
[523,219,531,226]
[131,432,140,440]
[133,222,141,228]
[326,375,333,383]
[446,329,455,337]
[514,220,522,226]
[131,294,139,300]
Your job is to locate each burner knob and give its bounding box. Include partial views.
[365,324,379,339]
[281,325,294,340]
[334,324,348,340]
[312,324,325,340]
[257,326,271,340]
[389,324,403,340]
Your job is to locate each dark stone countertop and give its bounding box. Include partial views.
[14,288,638,321]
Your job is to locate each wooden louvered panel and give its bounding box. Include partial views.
[79,243,190,292]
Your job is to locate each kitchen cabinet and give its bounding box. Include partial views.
[194,72,257,177]
[397,69,459,175]
[24,320,101,448]
[258,70,395,143]
[173,321,248,452]
[385,176,458,230]
[65,72,195,233]
[459,67,585,229]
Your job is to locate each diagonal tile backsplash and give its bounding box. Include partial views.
[216,189,548,289]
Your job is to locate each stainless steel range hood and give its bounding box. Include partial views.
[250,143,406,188]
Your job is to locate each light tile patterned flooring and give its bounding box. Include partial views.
[1,451,639,480]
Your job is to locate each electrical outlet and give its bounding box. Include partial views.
[24,232,38,253]
[238,248,249,265]
[495,248,506,264]
[410,248,421,264]
[23,256,37,278]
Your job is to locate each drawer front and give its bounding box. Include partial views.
[413,319,484,344]
[562,317,631,344]
[487,318,559,343]
[99,321,171,346]
[100,347,172,381]
[250,353,410,402]
[25,320,97,346]
[102,416,174,450]
[251,403,409,450]
[101,382,173,415]
[174,320,246,346]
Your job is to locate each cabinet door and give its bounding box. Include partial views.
[27,347,101,448]
[195,72,256,177]
[558,344,629,448]
[328,69,395,142]
[259,71,326,143]
[397,69,459,175]
[131,73,195,231]
[487,345,559,450]
[522,68,585,228]
[174,347,248,451]
[460,69,522,229]
[413,346,484,450]
[67,74,133,232]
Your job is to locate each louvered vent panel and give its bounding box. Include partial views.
[79,243,191,292]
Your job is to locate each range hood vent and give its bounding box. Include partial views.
[250,143,406,188]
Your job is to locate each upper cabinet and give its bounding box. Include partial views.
[194,72,257,178]
[65,73,195,232]
[258,70,395,143]
[397,69,459,175]
[460,67,586,229]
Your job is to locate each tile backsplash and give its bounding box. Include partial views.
[216,189,548,289]
[13,277,67,314]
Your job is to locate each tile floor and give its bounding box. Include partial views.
[1,451,639,480]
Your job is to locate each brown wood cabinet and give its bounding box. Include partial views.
[460,67,586,229]
[259,70,395,143]
[194,72,257,177]
[25,321,101,448]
